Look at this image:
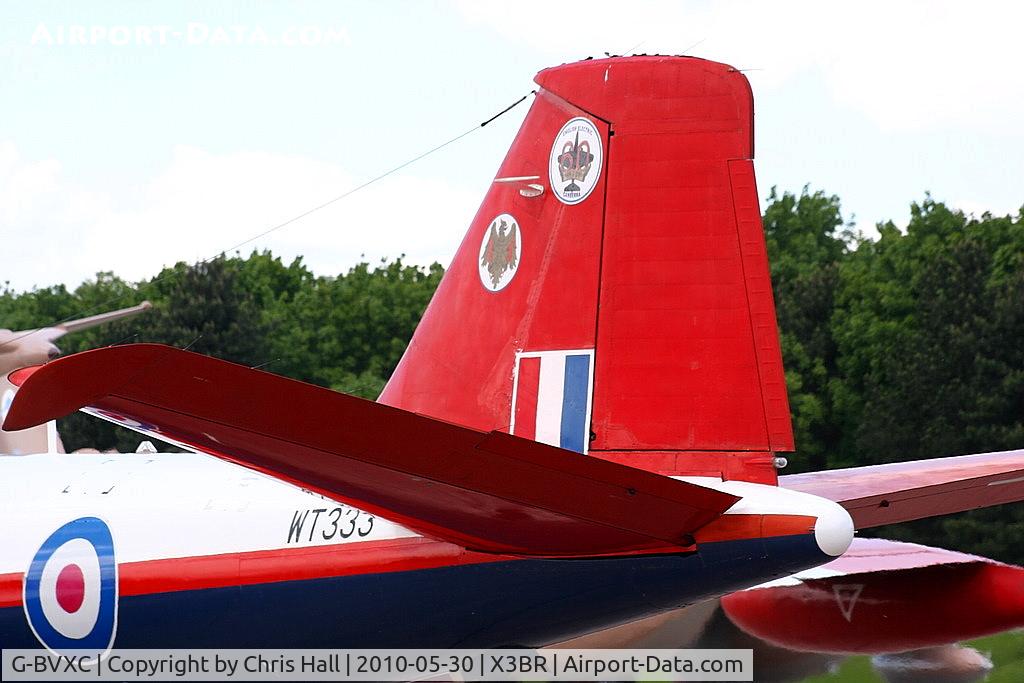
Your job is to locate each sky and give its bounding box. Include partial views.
[1,1,1022,291]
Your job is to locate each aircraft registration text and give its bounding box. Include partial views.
[287,507,375,544]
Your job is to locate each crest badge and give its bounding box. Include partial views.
[549,117,603,205]
[478,213,521,292]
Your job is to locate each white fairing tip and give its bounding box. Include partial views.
[814,501,855,557]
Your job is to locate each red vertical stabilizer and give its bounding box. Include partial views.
[380,56,792,484]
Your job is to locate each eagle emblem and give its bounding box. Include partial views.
[479,215,520,291]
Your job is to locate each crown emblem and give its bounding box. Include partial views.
[556,131,595,195]
[549,117,602,205]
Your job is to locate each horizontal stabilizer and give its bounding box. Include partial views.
[803,537,996,576]
[722,538,1024,655]
[4,344,739,556]
[781,451,1024,528]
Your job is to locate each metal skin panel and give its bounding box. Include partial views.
[4,344,740,557]
[0,451,838,653]
[728,160,794,452]
[555,539,1024,655]
[593,450,779,481]
[384,56,792,484]
[722,555,1024,654]
[781,449,1024,528]
[379,89,608,436]
[0,535,830,649]
[536,57,793,469]
[6,56,1023,654]
[534,57,754,155]
[811,537,995,575]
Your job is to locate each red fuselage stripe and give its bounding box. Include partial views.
[0,537,505,608]
[0,519,819,608]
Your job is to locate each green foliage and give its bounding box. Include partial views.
[763,187,854,472]
[829,198,1024,467]
[803,654,882,682]
[970,629,1024,682]
[268,258,443,397]
[800,630,1024,682]
[766,191,1024,563]
[2,252,440,451]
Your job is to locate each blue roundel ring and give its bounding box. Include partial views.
[23,517,118,654]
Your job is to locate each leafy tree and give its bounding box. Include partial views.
[761,190,1024,562]
[1,252,443,450]
[824,198,1024,562]
[763,187,854,472]
[830,198,1024,466]
[5,195,1024,565]
[271,258,443,398]
[0,283,78,332]
[57,254,281,451]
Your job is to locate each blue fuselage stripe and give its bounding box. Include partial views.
[0,535,828,649]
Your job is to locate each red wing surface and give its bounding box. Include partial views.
[781,451,1024,528]
[721,538,1024,654]
[4,344,738,557]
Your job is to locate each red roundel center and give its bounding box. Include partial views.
[55,563,85,613]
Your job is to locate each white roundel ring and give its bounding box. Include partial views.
[23,517,117,655]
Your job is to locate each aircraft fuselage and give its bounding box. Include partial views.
[0,453,849,651]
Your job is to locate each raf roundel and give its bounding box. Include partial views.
[549,117,603,205]
[478,213,521,292]
[23,517,118,657]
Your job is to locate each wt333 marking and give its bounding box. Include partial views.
[287,506,375,544]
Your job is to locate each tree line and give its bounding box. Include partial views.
[2,190,1022,561]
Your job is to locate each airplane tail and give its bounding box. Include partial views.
[380,56,793,484]
[0,301,152,455]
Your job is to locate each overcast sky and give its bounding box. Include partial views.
[1,1,1022,291]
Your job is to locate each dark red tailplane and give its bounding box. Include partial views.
[4,344,739,557]
[380,56,793,484]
